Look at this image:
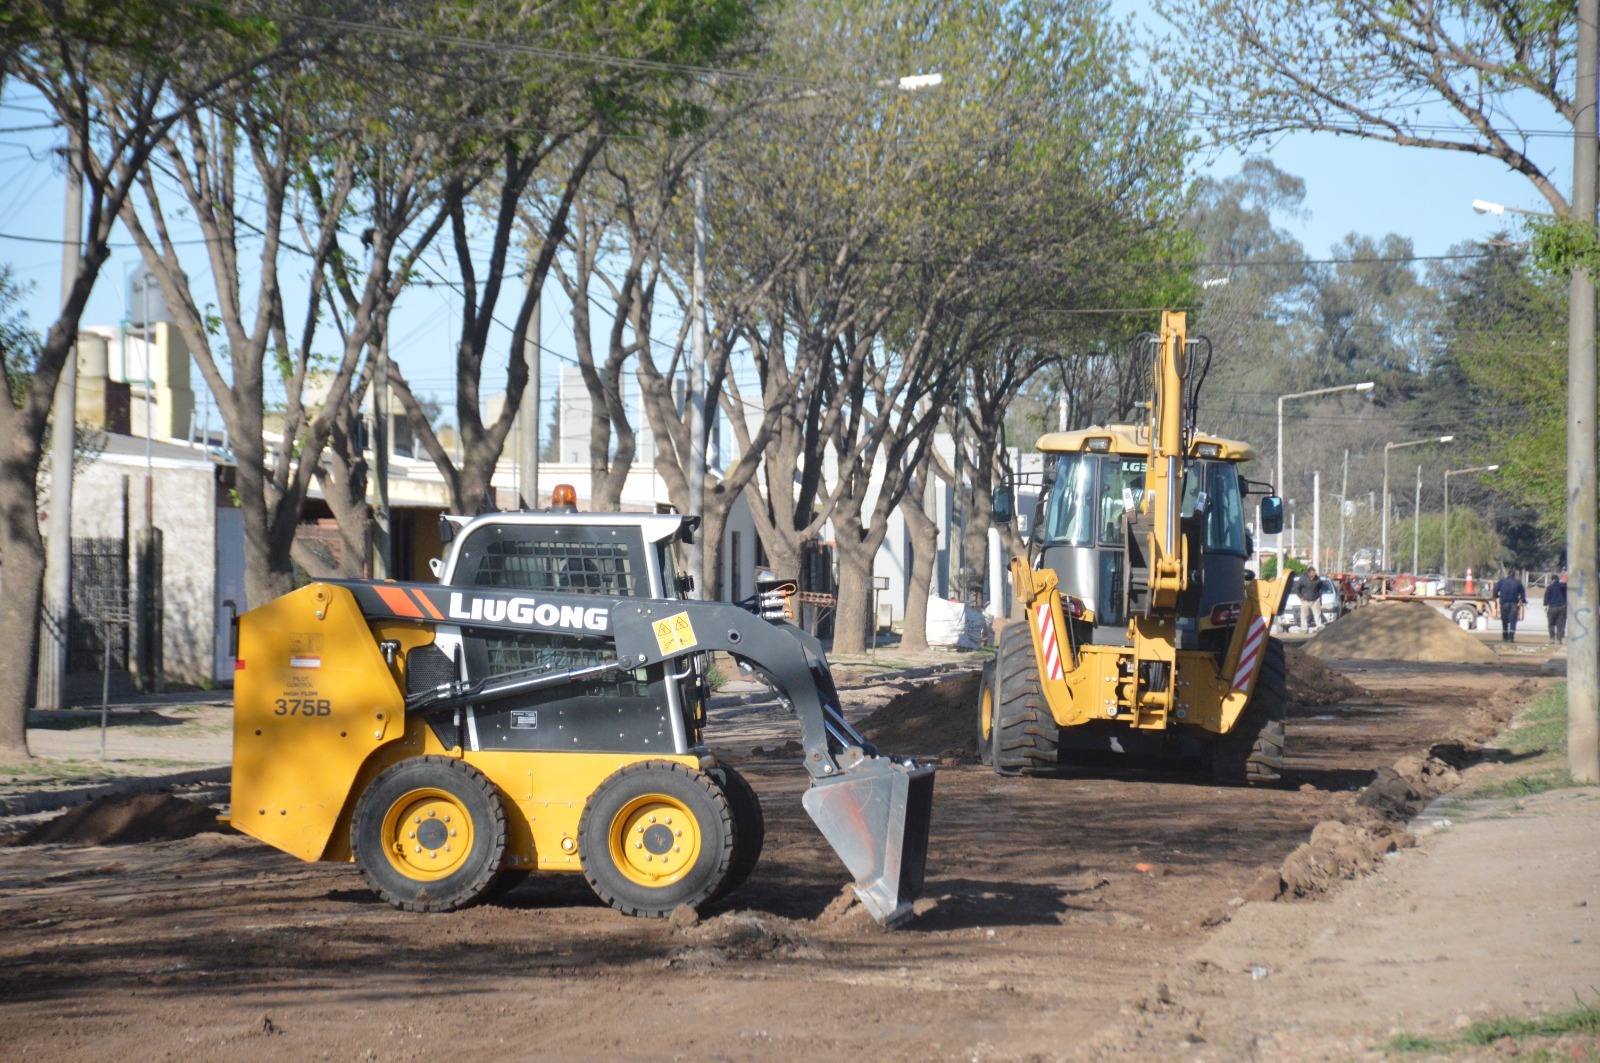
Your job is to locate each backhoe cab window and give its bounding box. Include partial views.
[1098,459,1146,544]
[1181,460,1247,556]
[1039,453,1246,557]
[1040,455,1096,546]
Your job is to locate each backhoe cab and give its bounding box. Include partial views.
[981,312,1290,782]
[228,496,933,926]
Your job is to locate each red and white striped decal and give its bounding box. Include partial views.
[1035,601,1065,681]
[1231,616,1268,691]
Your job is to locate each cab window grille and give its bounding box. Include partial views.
[471,539,635,596]
[477,629,646,698]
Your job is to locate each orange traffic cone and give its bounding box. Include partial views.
[1464,568,1475,594]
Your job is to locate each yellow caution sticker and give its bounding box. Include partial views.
[652,611,699,654]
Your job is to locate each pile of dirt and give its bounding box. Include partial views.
[10,793,225,847]
[856,669,981,759]
[1283,646,1370,706]
[1301,599,1496,663]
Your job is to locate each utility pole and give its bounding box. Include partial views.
[372,336,391,579]
[1312,470,1321,571]
[1337,449,1349,574]
[37,129,83,711]
[686,162,708,597]
[519,293,541,511]
[1568,0,1599,783]
[1413,464,1423,574]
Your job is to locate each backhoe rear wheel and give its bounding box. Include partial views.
[578,760,734,917]
[708,764,764,902]
[1209,636,1287,786]
[352,755,507,912]
[991,623,1059,775]
[976,660,997,765]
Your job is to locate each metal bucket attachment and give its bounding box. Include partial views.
[802,758,935,926]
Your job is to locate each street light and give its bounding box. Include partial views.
[1443,464,1499,592]
[1276,381,1374,570]
[1471,198,1549,218]
[1382,435,1454,573]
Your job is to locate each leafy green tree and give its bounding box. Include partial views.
[702,0,1193,651]
[387,0,760,518]
[1432,242,1567,559]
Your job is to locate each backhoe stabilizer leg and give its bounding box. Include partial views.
[801,756,935,926]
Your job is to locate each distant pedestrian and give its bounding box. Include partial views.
[1493,571,1527,643]
[1294,567,1324,632]
[1544,572,1569,646]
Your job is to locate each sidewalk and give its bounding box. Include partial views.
[1,695,232,815]
[1157,784,1600,1060]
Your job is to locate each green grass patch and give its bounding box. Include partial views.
[1460,1000,1600,1044]
[1470,769,1577,799]
[124,719,229,737]
[1383,1032,1449,1052]
[1463,682,1584,798]
[1384,999,1600,1055]
[1499,683,1568,757]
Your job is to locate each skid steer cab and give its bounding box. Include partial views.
[226,495,933,926]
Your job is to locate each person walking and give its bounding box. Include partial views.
[1544,572,1569,646]
[1492,570,1527,643]
[1294,567,1324,632]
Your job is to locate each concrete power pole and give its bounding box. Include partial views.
[687,163,708,597]
[1569,0,1599,783]
[37,130,83,711]
[372,337,391,579]
[519,293,541,511]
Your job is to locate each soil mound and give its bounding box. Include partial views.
[11,793,225,847]
[1283,646,1369,706]
[1301,599,1495,664]
[857,670,981,759]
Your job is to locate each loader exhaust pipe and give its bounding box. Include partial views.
[803,755,935,926]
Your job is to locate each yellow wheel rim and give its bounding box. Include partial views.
[381,787,474,882]
[981,683,994,741]
[607,793,701,888]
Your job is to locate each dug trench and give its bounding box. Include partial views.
[0,642,1551,1062]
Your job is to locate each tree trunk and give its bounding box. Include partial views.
[0,475,44,757]
[898,490,939,653]
[832,525,886,656]
[699,501,728,600]
[232,434,295,608]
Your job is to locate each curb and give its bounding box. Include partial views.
[0,766,232,818]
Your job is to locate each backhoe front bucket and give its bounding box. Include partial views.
[802,757,935,926]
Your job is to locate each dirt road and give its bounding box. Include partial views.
[0,646,1584,1062]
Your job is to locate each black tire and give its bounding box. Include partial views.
[1451,605,1477,630]
[1209,637,1287,785]
[707,764,764,903]
[991,623,1059,776]
[578,760,735,917]
[351,755,507,912]
[976,660,997,765]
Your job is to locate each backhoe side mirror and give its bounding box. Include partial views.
[992,486,1015,525]
[1260,495,1284,536]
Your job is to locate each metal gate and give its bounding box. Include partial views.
[70,538,128,673]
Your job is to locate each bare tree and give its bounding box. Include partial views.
[1152,0,1589,214]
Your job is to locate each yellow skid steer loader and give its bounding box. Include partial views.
[225,501,933,926]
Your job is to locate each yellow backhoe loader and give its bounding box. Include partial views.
[225,497,933,925]
[980,311,1290,782]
